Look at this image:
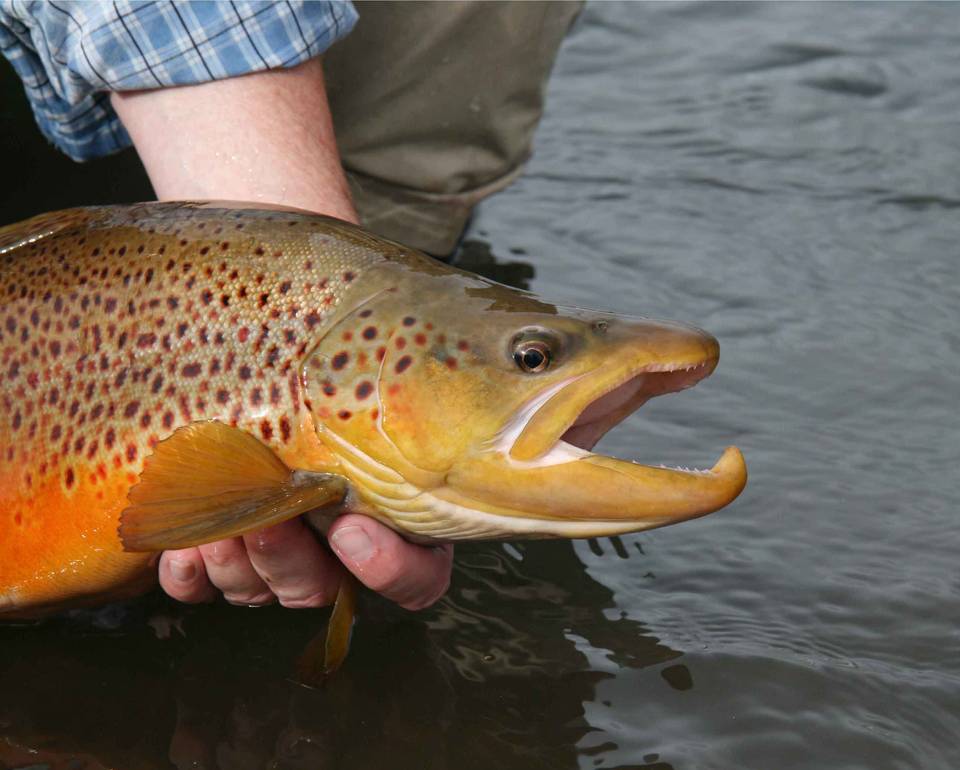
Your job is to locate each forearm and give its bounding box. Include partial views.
[111,57,357,223]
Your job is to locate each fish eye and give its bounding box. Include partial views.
[514,340,551,373]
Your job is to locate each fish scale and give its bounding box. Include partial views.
[0,203,384,611]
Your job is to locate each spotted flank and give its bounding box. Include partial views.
[0,202,745,624]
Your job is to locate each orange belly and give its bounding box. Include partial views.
[0,457,155,617]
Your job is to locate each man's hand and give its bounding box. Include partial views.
[159,515,453,611]
[113,58,453,612]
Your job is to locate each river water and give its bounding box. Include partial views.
[1,3,959,769]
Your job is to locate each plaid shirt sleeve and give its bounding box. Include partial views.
[0,1,358,161]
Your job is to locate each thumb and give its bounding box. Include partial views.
[328,514,452,611]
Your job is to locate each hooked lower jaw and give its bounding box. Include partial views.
[442,352,747,538]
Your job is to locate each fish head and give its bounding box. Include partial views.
[302,265,746,541]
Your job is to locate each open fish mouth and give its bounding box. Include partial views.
[443,331,747,539]
[506,343,723,471]
[559,359,717,458]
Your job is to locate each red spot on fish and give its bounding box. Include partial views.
[124,401,140,418]
[105,428,116,449]
[376,346,386,362]
[446,357,458,370]
[163,411,174,429]
[126,444,137,463]
[414,333,427,346]
[425,323,434,331]
[239,365,252,380]
[395,337,407,350]
[338,409,352,420]
[322,381,336,396]
[395,356,412,374]
[457,340,469,351]
[279,416,291,442]
[137,333,157,348]
[343,271,355,282]
[260,420,273,440]
[332,352,349,370]
[342,331,353,342]
[65,468,74,488]
[182,363,202,378]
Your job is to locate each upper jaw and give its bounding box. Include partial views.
[510,353,718,463]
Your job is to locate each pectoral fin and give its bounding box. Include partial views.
[296,574,358,686]
[119,421,347,552]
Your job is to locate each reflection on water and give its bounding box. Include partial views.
[0,540,682,769]
[3,1,960,768]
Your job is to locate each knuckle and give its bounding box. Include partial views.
[225,590,276,607]
[245,519,304,558]
[162,579,208,604]
[201,541,243,569]
[278,589,335,609]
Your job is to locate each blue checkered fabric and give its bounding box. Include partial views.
[0,1,357,161]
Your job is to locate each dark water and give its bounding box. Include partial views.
[2,3,959,768]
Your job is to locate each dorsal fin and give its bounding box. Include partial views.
[119,421,347,552]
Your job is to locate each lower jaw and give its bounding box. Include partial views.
[436,445,746,540]
[400,485,702,542]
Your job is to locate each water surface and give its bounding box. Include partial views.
[2,3,959,768]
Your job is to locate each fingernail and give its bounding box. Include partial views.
[169,559,196,582]
[331,525,374,563]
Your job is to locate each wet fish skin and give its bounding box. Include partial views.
[0,202,746,617]
[0,203,383,613]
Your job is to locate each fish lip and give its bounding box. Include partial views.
[507,353,718,465]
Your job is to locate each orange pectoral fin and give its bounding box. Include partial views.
[296,573,358,686]
[119,421,348,551]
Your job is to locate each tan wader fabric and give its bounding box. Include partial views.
[324,1,583,255]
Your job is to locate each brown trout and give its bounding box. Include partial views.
[0,203,746,666]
